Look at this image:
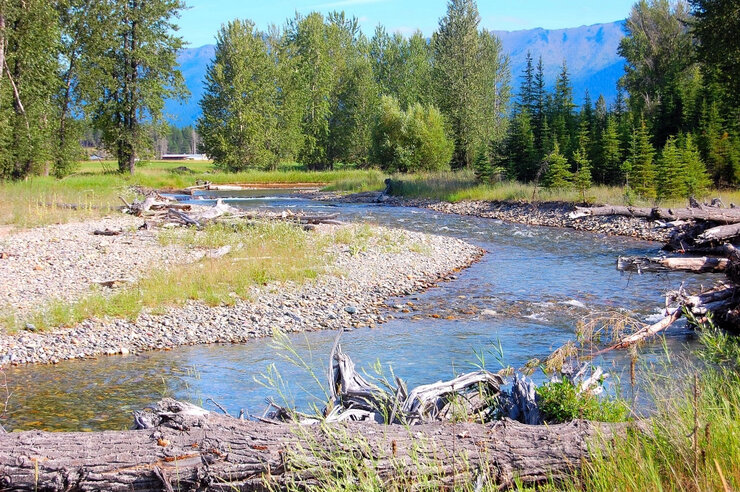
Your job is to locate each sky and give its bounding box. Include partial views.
[178,0,637,47]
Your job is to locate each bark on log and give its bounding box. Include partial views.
[617,256,729,273]
[0,399,635,491]
[571,205,740,224]
[695,222,740,245]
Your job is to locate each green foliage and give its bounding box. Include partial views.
[682,133,712,197]
[656,136,687,199]
[371,95,453,173]
[506,110,537,181]
[690,0,740,102]
[536,377,628,424]
[0,0,60,179]
[542,142,572,190]
[473,146,494,183]
[198,20,279,171]
[433,0,510,169]
[624,121,657,199]
[86,0,187,174]
[573,147,593,201]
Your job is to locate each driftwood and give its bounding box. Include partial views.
[598,285,738,352]
[570,205,740,224]
[617,256,729,273]
[695,222,740,245]
[0,398,637,491]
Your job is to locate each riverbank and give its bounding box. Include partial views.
[0,217,482,366]
[303,190,673,242]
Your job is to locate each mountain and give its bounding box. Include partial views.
[493,21,626,106]
[164,21,626,126]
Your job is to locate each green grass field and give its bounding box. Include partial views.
[2,160,739,229]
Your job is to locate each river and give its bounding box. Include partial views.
[1,192,718,431]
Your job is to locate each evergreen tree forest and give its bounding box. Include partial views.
[1,0,738,203]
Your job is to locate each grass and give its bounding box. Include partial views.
[2,221,423,333]
[0,160,385,228]
[5,160,740,229]
[384,169,740,208]
[3,221,324,332]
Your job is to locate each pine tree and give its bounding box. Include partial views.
[197,20,279,171]
[573,147,592,201]
[518,51,535,112]
[624,120,657,199]
[597,116,623,185]
[656,136,687,200]
[474,145,493,183]
[506,110,537,181]
[681,133,712,198]
[542,142,572,190]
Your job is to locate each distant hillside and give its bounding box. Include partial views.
[165,21,626,126]
[493,21,626,106]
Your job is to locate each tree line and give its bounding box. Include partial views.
[1,0,738,201]
[498,0,739,200]
[197,1,510,173]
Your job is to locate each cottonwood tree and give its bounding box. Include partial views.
[198,20,279,170]
[433,0,509,169]
[0,0,59,179]
[87,0,187,174]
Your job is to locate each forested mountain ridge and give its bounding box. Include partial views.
[165,21,626,126]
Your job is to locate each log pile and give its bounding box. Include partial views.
[122,192,343,231]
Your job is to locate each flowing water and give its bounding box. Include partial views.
[1,192,719,431]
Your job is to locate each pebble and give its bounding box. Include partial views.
[0,222,483,366]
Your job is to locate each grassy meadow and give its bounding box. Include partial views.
[3,159,738,229]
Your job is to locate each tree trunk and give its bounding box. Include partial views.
[695,222,740,245]
[617,256,729,273]
[571,205,740,224]
[0,399,634,491]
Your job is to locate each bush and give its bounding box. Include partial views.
[536,378,627,424]
[371,95,453,173]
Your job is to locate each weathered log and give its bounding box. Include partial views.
[695,222,740,245]
[570,205,740,224]
[597,286,738,353]
[0,398,636,491]
[617,256,729,273]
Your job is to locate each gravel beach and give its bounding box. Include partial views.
[303,191,672,242]
[0,217,482,366]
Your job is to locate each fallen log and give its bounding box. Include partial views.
[0,398,637,491]
[617,256,729,273]
[93,228,123,236]
[570,205,740,224]
[695,222,740,245]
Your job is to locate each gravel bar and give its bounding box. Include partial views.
[0,219,482,366]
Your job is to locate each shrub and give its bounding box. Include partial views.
[371,95,453,173]
[536,378,627,424]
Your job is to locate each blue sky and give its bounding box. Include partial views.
[178,1,636,47]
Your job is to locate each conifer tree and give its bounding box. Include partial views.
[656,136,687,200]
[596,116,623,185]
[542,142,572,190]
[681,133,712,197]
[506,110,537,181]
[474,145,493,183]
[624,120,657,199]
[573,147,592,201]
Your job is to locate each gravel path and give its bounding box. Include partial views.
[0,219,482,366]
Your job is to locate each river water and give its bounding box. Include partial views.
[1,193,719,431]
